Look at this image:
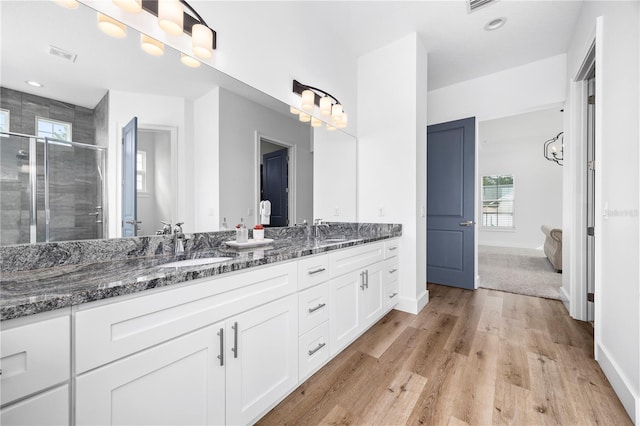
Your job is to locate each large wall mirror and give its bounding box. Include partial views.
[0,0,357,245]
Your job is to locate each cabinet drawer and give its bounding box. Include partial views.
[385,239,400,259]
[385,258,399,283]
[0,384,69,426]
[298,282,329,335]
[298,255,329,290]
[298,322,330,381]
[385,281,399,309]
[328,242,384,278]
[75,262,297,374]
[1,315,70,405]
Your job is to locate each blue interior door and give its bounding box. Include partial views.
[122,117,137,237]
[427,117,475,289]
[262,148,288,227]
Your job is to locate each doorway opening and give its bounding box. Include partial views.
[257,136,295,227]
[584,63,597,324]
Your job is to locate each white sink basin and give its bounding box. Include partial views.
[160,257,232,268]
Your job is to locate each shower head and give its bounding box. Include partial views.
[16,150,29,160]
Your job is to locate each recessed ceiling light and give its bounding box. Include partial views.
[26,81,44,88]
[484,17,506,31]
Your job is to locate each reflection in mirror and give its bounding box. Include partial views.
[0,0,357,246]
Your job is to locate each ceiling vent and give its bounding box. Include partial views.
[468,0,496,13]
[49,45,77,63]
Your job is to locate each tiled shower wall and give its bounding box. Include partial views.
[0,87,104,245]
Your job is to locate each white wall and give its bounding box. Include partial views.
[358,33,428,314]
[313,129,357,222]
[217,88,313,227]
[107,90,187,237]
[427,54,567,126]
[478,109,563,249]
[565,1,639,422]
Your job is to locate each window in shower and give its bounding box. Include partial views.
[36,116,72,141]
[0,109,9,133]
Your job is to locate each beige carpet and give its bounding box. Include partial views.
[478,245,562,300]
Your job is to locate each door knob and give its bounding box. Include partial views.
[459,220,474,227]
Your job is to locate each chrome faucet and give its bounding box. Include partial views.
[157,221,172,235]
[313,219,330,239]
[174,222,186,255]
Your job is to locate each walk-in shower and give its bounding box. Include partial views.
[0,131,107,245]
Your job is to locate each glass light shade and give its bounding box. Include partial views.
[311,117,322,128]
[140,34,164,56]
[319,97,332,116]
[326,124,336,131]
[331,103,343,121]
[158,0,184,36]
[113,0,141,13]
[301,89,314,111]
[299,113,311,123]
[192,24,213,59]
[97,13,126,38]
[290,106,300,115]
[180,53,201,68]
[53,0,79,9]
[336,112,348,129]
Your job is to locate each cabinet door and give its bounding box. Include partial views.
[225,294,298,425]
[329,270,363,355]
[76,324,225,426]
[0,384,69,426]
[361,262,384,326]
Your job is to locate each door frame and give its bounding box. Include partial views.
[254,132,296,227]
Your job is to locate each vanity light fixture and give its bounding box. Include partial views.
[299,112,311,123]
[97,13,127,38]
[292,80,347,129]
[289,106,301,115]
[158,0,183,35]
[140,34,164,56]
[53,0,79,9]
[326,124,336,131]
[113,0,142,14]
[311,117,322,128]
[180,52,201,68]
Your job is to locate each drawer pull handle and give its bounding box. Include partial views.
[389,292,398,299]
[217,328,224,366]
[389,246,398,251]
[308,342,326,356]
[231,322,238,358]
[365,270,369,289]
[389,268,398,274]
[360,271,366,290]
[308,303,326,313]
[308,267,326,275]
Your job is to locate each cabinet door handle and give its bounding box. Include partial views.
[360,271,366,290]
[308,303,326,313]
[389,268,398,274]
[365,270,369,289]
[388,246,398,251]
[308,342,326,356]
[389,292,398,299]
[308,267,326,275]
[231,322,238,358]
[217,328,224,366]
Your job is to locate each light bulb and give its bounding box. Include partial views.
[311,117,322,128]
[299,113,311,123]
[331,103,343,121]
[290,106,301,115]
[53,0,79,9]
[140,34,164,56]
[158,0,184,36]
[326,124,336,131]
[180,53,201,68]
[319,96,332,116]
[336,112,348,129]
[113,0,141,13]
[301,89,314,111]
[192,24,213,59]
[97,13,126,38]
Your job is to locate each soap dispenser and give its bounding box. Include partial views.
[235,218,248,243]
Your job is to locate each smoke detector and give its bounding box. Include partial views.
[49,45,78,63]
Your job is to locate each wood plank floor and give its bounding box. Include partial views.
[258,284,632,426]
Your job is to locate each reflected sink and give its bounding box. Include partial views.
[160,257,232,268]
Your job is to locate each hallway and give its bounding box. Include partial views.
[259,284,631,425]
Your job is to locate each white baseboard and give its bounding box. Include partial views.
[395,290,429,315]
[595,342,638,422]
[559,286,571,314]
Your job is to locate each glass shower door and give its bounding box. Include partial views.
[0,134,34,245]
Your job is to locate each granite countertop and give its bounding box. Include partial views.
[0,223,401,321]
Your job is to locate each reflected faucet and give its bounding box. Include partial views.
[174,222,186,255]
[314,219,330,239]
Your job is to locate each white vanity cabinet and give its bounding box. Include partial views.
[328,242,389,355]
[384,239,400,308]
[0,313,71,426]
